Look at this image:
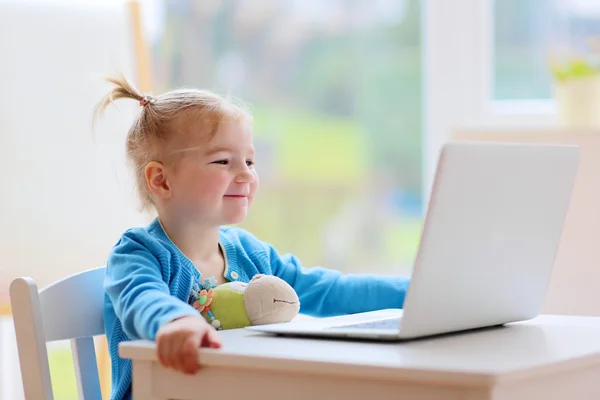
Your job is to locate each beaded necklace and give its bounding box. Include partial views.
[191,276,222,330]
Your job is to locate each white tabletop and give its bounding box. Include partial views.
[120,314,600,385]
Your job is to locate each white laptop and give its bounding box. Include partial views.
[246,142,581,340]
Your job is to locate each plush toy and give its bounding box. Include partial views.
[192,274,300,330]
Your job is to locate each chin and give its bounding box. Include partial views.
[222,212,248,225]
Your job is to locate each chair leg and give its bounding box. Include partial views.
[10,278,54,400]
[72,337,102,400]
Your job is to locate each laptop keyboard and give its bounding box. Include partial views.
[332,317,402,330]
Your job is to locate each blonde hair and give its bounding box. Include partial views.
[93,72,251,211]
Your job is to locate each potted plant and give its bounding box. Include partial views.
[551,51,600,127]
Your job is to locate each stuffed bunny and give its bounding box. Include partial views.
[194,274,300,330]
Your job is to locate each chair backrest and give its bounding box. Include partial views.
[10,267,106,400]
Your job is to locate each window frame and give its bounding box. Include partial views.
[422,0,559,204]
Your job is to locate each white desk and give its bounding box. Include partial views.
[120,314,600,400]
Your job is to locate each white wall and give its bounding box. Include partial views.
[0,0,149,292]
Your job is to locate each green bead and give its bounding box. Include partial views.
[199,295,208,305]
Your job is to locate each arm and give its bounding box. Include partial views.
[266,244,411,317]
[104,233,199,340]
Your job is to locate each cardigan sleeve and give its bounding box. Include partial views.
[264,243,411,317]
[104,231,198,340]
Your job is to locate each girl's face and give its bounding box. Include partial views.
[162,117,259,225]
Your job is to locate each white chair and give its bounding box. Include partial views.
[9,267,106,400]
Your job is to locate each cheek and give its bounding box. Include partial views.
[202,174,231,197]
[177,168,227,199]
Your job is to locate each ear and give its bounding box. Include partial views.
[145,161,171,199]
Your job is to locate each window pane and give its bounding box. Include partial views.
[147,0,422,274]
[494,0,600,100]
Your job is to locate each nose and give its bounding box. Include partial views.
[234,163,255,184]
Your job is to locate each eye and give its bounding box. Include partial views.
[246,160,254,167]
[213,159,229,165]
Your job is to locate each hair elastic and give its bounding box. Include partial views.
[139,94,155,107]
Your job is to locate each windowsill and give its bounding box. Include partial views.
[458,98,600,134]
[487,99,557,116]
[455,125,600,137]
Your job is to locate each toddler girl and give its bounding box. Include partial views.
[97,74,411,400]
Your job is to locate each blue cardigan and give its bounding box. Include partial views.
[104,218,411,400]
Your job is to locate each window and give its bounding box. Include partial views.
[423,0,600,198]
[144,0,424,274]
[494,0,600,101]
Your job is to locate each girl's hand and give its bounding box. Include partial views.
[155,315,222,374]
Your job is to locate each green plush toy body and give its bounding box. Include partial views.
[197,275,300,330]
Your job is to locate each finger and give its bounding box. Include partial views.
[164,332,185,372]
[181,335,202,375]
[202,328,222,349]
[157,335,170,368]
[169,334,187,373]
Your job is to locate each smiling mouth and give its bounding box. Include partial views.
[273,298,299,305]
[224,195,247,198]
